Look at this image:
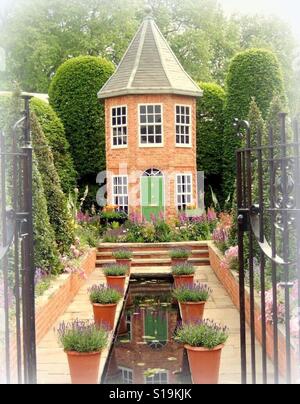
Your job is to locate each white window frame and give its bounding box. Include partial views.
[111,105,128,149]
[119,367,133,384]
[138,103,164,148]
[112,175,129,213]
[176,173,193,211]
[175,104,192,147]
[144,370,169,384]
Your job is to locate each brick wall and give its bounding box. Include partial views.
[104,94,198,218]
[5,248,96,383]
[208,242,298,380]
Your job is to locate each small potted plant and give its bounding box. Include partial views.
[113,249,133,272]
[173,283,212,324]
[169,248,190,265]
[175,320,229,384]
[89,284,122,330]
[57,319,108,384]
[104,265,127,294]
[172,263,195,288]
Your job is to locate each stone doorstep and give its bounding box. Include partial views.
[98,241,209,249]
[97,249,209,257]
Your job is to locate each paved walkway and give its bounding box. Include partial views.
[36,265,269,384]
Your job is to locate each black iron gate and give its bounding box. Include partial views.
[236,113,300,384]
[0,95,36,384]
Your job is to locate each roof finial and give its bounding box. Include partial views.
[144,4,153,20]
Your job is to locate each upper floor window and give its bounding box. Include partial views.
[176,105,191,146]
[139,104,163,146]
[112,106,127,147]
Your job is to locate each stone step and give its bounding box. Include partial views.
[96,257,210,268]
[97,249,209,258]
[97,241,208,253]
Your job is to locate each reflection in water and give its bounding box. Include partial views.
[103,278,192,384]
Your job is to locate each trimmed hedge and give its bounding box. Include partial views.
[223,49,285,199]
[196,82,225,207]
[31,113,75,253]
[32,157,62,274]
[49,56,115,205]
[30,98,77,194]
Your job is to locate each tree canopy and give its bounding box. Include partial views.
[0,0,297,110]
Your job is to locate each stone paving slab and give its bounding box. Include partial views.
[36,264,271,384]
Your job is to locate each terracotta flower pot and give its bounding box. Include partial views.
[180,301,206,324]
[115,259,131,274]
[173,274,194,288]
[92,303,117,330]
[185,344,224,384]
[171,257,188,265]
[106,275,126,294]
[66,350,101,384]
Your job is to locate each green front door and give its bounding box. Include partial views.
[141,176,164,221]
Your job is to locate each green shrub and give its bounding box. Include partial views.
[89,284,122,304]
[30,98,77,194]
[49,56,115,205]
[104,265,127,276]
[172,263,195,276]
[173,283,212,302]
[112,250,132,260]
[31,113,75,253]
[32,157,62,274]
[196,82,226,206]
[223,48,285,199]
[57,320,108,353]
[175,320,229,349]
[170,249,190,259]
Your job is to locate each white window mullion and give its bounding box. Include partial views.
[176,174,192,211]
[112,175,128,213]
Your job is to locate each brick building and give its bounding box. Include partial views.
[98,12,202,220]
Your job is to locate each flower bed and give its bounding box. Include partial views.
[102,209,218,243]
[208,242,298,379]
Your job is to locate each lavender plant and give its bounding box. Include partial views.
[173,283,212,302]
[169,249,190,259]
[89,284,122,304]
[175,320,229,349]
[103,265,127,276]
[112,250,132,259]
[172,263,195,276]
[57,319,108,352]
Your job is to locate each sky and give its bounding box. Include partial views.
[219,0,300,41]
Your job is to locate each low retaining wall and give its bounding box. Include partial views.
[35,248,96,344]
[6,248,96,383]
[208,242,297,380]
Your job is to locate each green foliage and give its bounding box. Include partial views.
[172,263,195,276]
[169,249,190,259]
[196,82,225,206]
[75,221,100,248]
[103,265,127,276]
[57,320,108,353]
[31,113,75,253]
[49,56,114,204]
[30,98,77,194]
[223,48,285,199]
[32,157,62,274]
[173,283,211,303]
[174,320,229,349]
[112,250,132,260]
[89,284,122,305]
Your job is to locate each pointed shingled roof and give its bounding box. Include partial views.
[98,16,203,99]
